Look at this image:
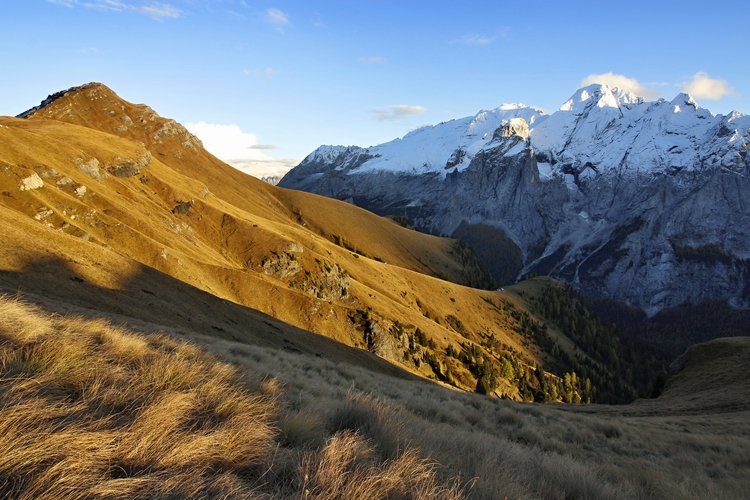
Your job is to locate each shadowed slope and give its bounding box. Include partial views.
[655,337,750,414]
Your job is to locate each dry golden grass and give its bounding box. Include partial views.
[0,295,462,499]
[0,297,275,498]
[208,326,750,500]
[0,84,550,395]
[3,292,750,499]
[297,431,461,500]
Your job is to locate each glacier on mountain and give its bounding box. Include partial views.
[281,84,750,314]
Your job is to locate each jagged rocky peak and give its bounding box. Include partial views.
[559,84,644,113]
[17,82,120,118]
[669,92,699,109]
[497,117,530,139]
[16,82,210,162]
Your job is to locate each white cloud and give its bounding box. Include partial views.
[455,34,494,46]
[371,105,427,121]
[264,7,288,32]
[358,56,384,64]
[226,158,299,179]
[681,71,737,100]
[184,122,296,178]
[580,72,659,99]
[132,3,181,19]
[47,0,181,19]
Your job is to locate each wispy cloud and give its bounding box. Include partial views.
[47,0,181,19]
[249,144,276,149]
[132,3,180,19]
[358,56,384,64]
[454,34,494,46]
[681,71,737,100]
[264,7,288,32]
[371,105,427,121]
[580,72,659,99]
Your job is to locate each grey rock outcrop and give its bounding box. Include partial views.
[75,158,108,182]
[104,150,152,178]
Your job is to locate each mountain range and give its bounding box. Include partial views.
[280,84,750,315]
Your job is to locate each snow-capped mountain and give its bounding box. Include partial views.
[280,85,750,314]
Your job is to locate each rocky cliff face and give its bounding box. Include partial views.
[280,85,750,314]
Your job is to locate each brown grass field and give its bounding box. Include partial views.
[1,83,750,499]
[1,294,749,499]
[0,296,461,499]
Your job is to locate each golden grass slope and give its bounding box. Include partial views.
[0,295,460,499]
[3,294,749,499]
[0,83,558,395]
[0,205,416,381]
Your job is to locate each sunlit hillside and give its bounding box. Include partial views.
[0,83,660,402]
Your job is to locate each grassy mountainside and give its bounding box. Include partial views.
[2,295,749,499]
[1,82,648,403]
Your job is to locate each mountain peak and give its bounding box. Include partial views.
[17,82,111,118]
[669,92,700,109]
[498,103,530,111]
[559,84,644,113]
[282,82,750,314]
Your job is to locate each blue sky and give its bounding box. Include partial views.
[1,1,747,177]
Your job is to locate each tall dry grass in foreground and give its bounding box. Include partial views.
[0,296,460,499]
[211,333,750,500]
[3,292,749,499]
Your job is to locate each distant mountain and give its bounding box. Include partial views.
[261,175,282,185]
[281,84,750,314]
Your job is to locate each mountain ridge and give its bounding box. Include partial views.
[281,84,750,314]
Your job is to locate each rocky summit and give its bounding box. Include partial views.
[280,84,750,314]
